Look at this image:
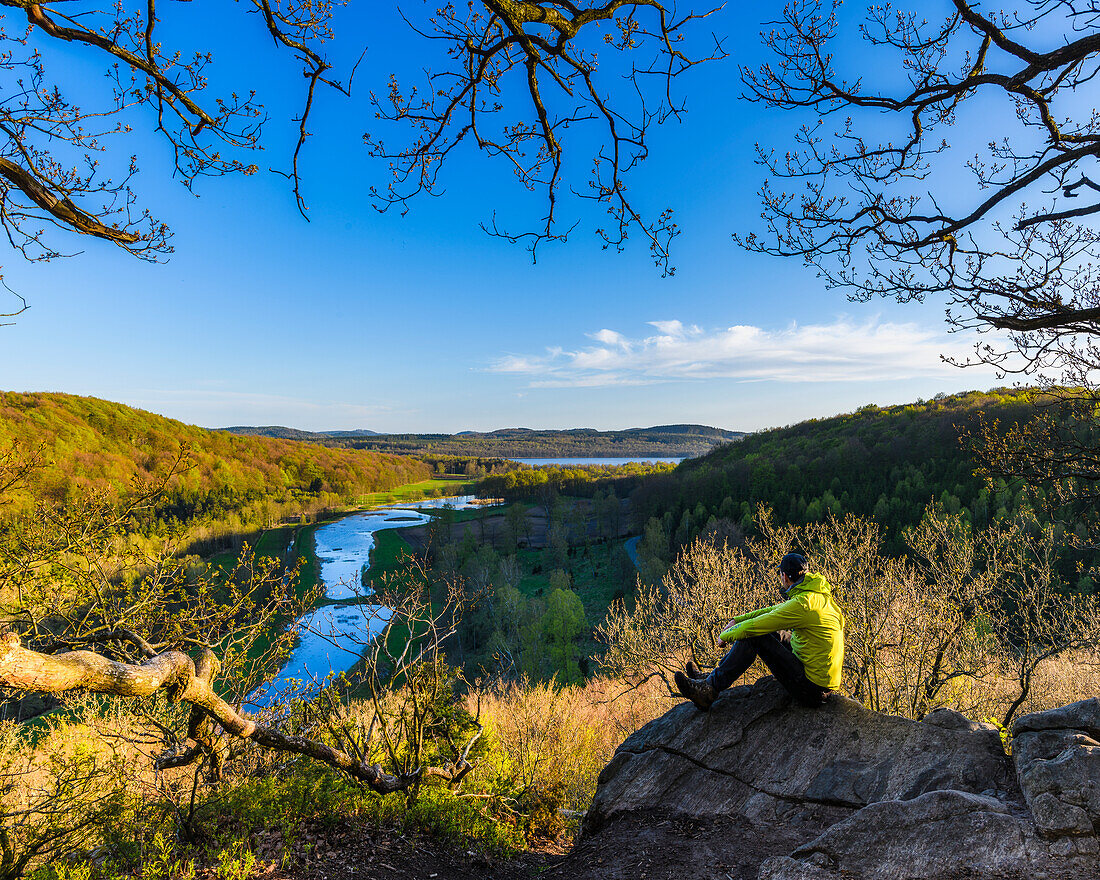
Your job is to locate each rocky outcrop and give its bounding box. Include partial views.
[1013,698,1100,838]
[586,677,1014,833]
[585,677,1100,880]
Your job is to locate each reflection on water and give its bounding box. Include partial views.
[247,496,487,707]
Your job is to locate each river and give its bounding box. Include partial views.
[248,462,661,707]
[247,495,488,707]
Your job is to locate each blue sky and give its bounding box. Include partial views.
[0,1,1007,433]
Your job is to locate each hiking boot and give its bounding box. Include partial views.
[674,671,716,711]
[685,660,704,680]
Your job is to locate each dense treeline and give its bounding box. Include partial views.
[423,454,523,477]
[628,390,1095,589]
[223,424,743,458]
[411,493,637,683]
[476,461,677,501]
[0,392,430,532]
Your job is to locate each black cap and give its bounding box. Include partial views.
[779,553,808,579]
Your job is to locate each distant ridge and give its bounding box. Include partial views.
[222,426,385,440]
[217,424,745,458]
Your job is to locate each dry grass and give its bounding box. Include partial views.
[986,649,1100,722]
[468,675,668,835]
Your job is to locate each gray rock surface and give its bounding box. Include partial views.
[1015,698,1100,737]
[586,676,1014,833]
[758,856,838,880]
[923,705,1002,735]
[1013,698,1100,837]
[583,677,1100,880]
[777,789,1080,879]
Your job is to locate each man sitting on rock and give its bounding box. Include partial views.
[674,552,845,711]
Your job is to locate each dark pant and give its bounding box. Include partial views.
[708,631,831,707]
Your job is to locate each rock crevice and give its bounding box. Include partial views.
[645,742,868,809]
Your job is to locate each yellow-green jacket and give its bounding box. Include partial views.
[718,572,845,689]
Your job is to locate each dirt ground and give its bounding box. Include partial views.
[260,808,1094,880]
[541,812,816,880]
[241,821,553,880]
[264,811,818,880]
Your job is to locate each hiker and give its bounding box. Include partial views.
[674,552,845,711]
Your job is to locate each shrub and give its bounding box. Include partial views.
[470,675,666,842]
[599,505,1100,727]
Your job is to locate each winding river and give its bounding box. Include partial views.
[247,496,487,707]
[249,457,669,707]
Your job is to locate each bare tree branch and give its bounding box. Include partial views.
[0,0,351,267]
[0,633,479,794]
[366,0,724,274]
[737,0,1100,381]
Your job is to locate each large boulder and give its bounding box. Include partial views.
[582,677,1100,880]
[586,676,1014,833]
[1013,698,1100,837]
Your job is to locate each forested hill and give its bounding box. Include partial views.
[220,426,383,441]
[630,389,1042,554]
[0,392,430,516]
[219,424,743,458]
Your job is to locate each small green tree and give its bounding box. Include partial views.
[635,516,670,586]
[542,588,586,683]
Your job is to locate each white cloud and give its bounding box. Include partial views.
[647,319,686,336]
[590,328,628,347]
[490,316,990,388]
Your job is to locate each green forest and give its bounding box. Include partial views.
[0,392,432,549]
[625,389,1096,585]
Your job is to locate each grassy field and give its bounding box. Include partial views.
[366,529,416,586]
[514,541,631,621]
[207,518,327,597]
[513,538,634,674]
[377,499,634,625]
[360,477,477,506]
[202,519,332,686]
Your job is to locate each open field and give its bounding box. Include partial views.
[390,500,638,643]
[359,476,476,505]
